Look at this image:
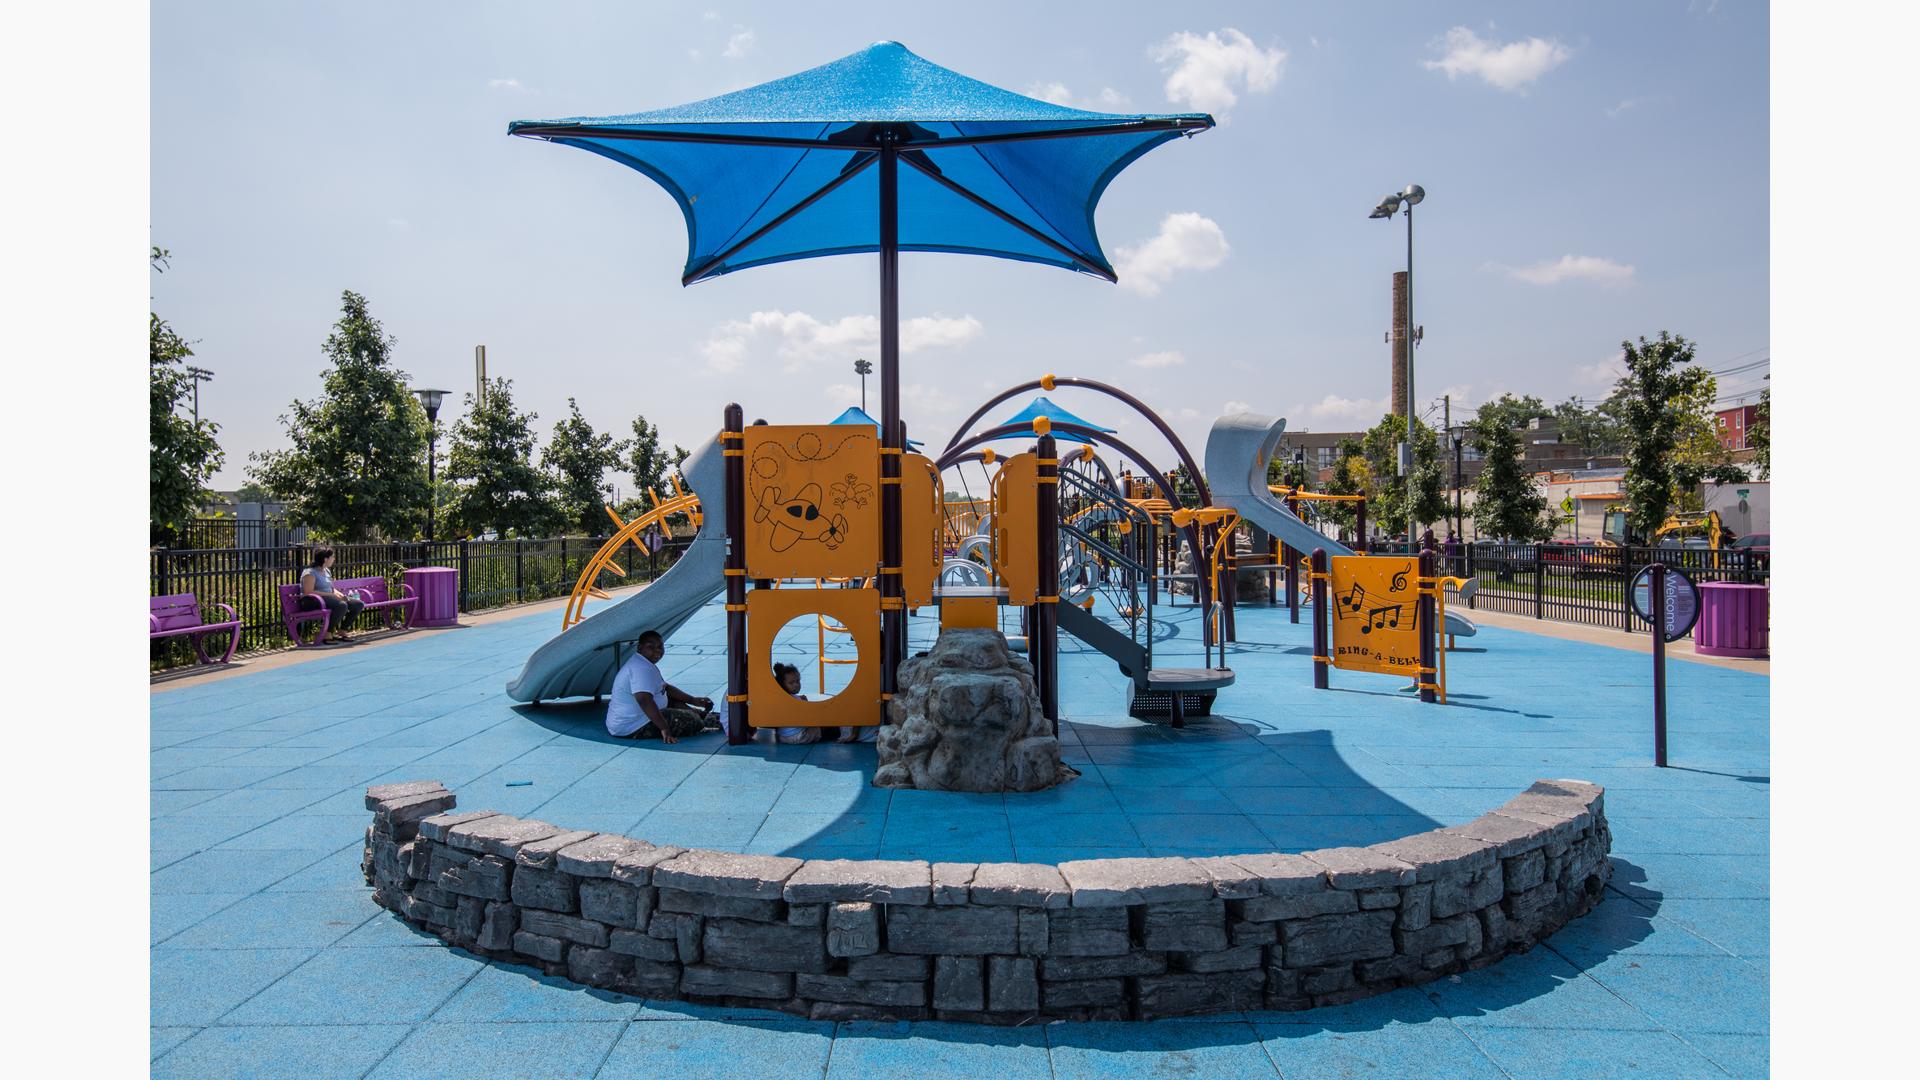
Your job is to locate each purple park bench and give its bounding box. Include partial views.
[276,576,417,647]
[150,593,243,665]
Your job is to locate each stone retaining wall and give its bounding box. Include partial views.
[363,778,1611,1023]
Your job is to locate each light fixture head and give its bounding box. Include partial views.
[1401,184,1425,205]
[413,387,450,416]
[1369,195,1401,219]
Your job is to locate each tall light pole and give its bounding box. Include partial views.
[185,366,214,425]
[414,388,449,541]
[853,358,872,412]
[1450,423,1466,541]
[1371,183,1425,549]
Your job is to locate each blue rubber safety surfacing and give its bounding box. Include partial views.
[151,593,1768,1076]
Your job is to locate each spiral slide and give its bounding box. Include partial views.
[505,434,728,703]
[1203,411,1477,639]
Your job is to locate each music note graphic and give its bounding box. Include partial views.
[1389,568,1410,593]
[1361,604,1401,635]
[1342,582,1365,612]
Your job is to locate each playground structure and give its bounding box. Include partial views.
[510,382,1482,725]
[502,42,1474,726]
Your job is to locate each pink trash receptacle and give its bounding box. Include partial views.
[1695,581,1767,658]
[403,566,461,628]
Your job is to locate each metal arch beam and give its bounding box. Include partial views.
[938,421,1213,615]
[942,376,1211,507]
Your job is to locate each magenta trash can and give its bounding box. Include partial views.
[403,567,461,628]
[1694,581,1768,658]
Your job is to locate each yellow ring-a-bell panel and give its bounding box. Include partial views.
[743,425,881,580]
[901,453,942,608]
[991,452,1039,606]
[746,588,881,728]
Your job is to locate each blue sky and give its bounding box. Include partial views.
[151,0,1767,490]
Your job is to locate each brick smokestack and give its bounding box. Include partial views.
[1390,271,1409,418]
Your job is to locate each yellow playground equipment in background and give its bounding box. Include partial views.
[562,478,702,631]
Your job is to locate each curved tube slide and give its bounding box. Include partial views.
[1203,411,1476,639]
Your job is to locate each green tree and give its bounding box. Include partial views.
[1615,331,1744,537]
[1358,414,1447,541]
[1468,410,1555,542]
[151,326,224,544]
[232,481,277,504]
[445,377,561,537]
[543,398,626,534]
[625,415,690,499]
[150,248,224,545]
[1749,387,1769,480]
[250,291,429,541]
[1473,393,1551,433]
[1551,396,1627,454]
[1317,438,1370,536]
[1267,449,1311,491]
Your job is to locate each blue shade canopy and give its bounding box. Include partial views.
[994,395,1117,445]
[509,41,1212,285]
[829,405,923,448]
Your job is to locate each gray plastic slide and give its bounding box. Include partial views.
[1203,411,1477,638]
[506,433,728,703]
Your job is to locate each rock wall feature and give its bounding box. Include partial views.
[873,628,1075,792]
[365,778,1613,1024]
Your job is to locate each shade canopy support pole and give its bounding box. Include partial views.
[878,136,903,723]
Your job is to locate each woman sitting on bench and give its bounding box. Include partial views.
[299,548,364,643]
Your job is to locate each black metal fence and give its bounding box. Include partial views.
[176,517,305,550]
[150,532,693,669]
[1440,543,1768,635]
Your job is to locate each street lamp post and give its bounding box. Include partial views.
[1371,184,1425,550]
[414,388,449,541]
[853,358,873,412]
[1450,424,1466,540]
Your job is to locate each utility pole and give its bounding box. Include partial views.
[854,358,873,412]
[475,345,488,406]
[185,366,214,425]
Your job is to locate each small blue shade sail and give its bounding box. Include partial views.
[509,42,1211,285]
[829,405,924,449]
[994,396,1117,445]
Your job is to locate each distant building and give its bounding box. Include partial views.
[1714,405,1760,451]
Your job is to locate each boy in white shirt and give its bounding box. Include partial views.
[606,630,715,742]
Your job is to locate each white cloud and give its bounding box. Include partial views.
[1132,350,1186,368]
[1026,81,1074,106]
[1501,254,1636,286]
[1115,212,1230,296]
[1150,28,1285,116]
[1223,400,1254,416]
[699,310,983,374]
[1175,407,1203,420]
[1286,394,1392,429]
[723,27,756,59]
[1423,27,1570,93]
[1576,352,1628,388]
[488,77,530,93]
[1024,82,1133,110]
[1604,96,1657,119]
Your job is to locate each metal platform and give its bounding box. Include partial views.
[1128,667,1236,727]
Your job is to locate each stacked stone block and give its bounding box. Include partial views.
[364,778,1612,1023]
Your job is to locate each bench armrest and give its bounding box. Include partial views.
[150,613,162,633]
[213,602,240,623]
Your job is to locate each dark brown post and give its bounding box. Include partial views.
[1652,562,1668,767]
[1417,541,1437,704]
[1355,498,1369,553]
[722,404,750,744]
[1311,548,1329,689]
[1035,431,1060,732]
[1284,493,1300,625]
[877,140,904,727]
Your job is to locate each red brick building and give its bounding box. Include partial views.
[1715,405,1760,451]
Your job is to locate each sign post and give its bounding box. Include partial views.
[1629,562,1701,767]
